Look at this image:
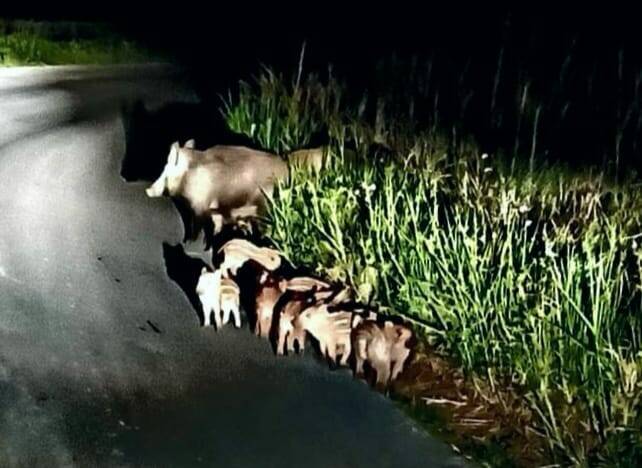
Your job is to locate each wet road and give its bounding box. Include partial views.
[0,65,469,467]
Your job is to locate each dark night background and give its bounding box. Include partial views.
[4,5,641,171]
[8,5,637,81]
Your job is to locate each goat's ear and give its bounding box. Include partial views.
[201,267,207,274]
[184,139,196,149]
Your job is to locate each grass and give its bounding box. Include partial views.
[0,22,155,66]
[222,67,642,465]
[223,67,344,154]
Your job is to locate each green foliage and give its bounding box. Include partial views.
[0,29,154,66]
[223,67,344,155]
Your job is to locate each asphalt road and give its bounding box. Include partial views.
[0,65,469,468]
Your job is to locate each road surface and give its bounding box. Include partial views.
[0,65,469,467]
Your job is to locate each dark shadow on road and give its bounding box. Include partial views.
[170,196,210,243]
[162,242,208,325]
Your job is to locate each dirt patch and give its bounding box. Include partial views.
[391,343,549,466]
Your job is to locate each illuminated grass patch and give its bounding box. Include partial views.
[224,68,642,465]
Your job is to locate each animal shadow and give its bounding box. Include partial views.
[162,242,208,325]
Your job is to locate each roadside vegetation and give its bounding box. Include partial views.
[0,19,156,66]
[222,61,642,466]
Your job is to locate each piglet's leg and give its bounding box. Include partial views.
[211,212,224,235]
[222,306,231,325]
[340,339,351,366]
[391,348,410,381]
[319,341,327,359]
[286,333,296,354]
[260,316,271,338]
[202,301,211,327]
[295,330,306,354]
[233,306,241,328]
[214,306,223,330]
[277,330,287,355]
[355,339,367,378]
[374,361,391,392]
[326,340,337,364]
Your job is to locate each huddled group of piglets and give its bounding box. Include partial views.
[195,237,414,391]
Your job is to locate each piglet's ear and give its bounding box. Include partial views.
[184,139,196,149]
[201,267,207,274]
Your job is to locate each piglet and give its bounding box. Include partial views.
[218,238,281,278]
[195,267,222,328]
[352,318,414,390]
[254,271,286,338]
[276,291,314,355]
[296,303,353,366]
[220,277,241,328]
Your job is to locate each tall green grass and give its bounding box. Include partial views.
[223,68,344,154]
[223,70,642,465]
